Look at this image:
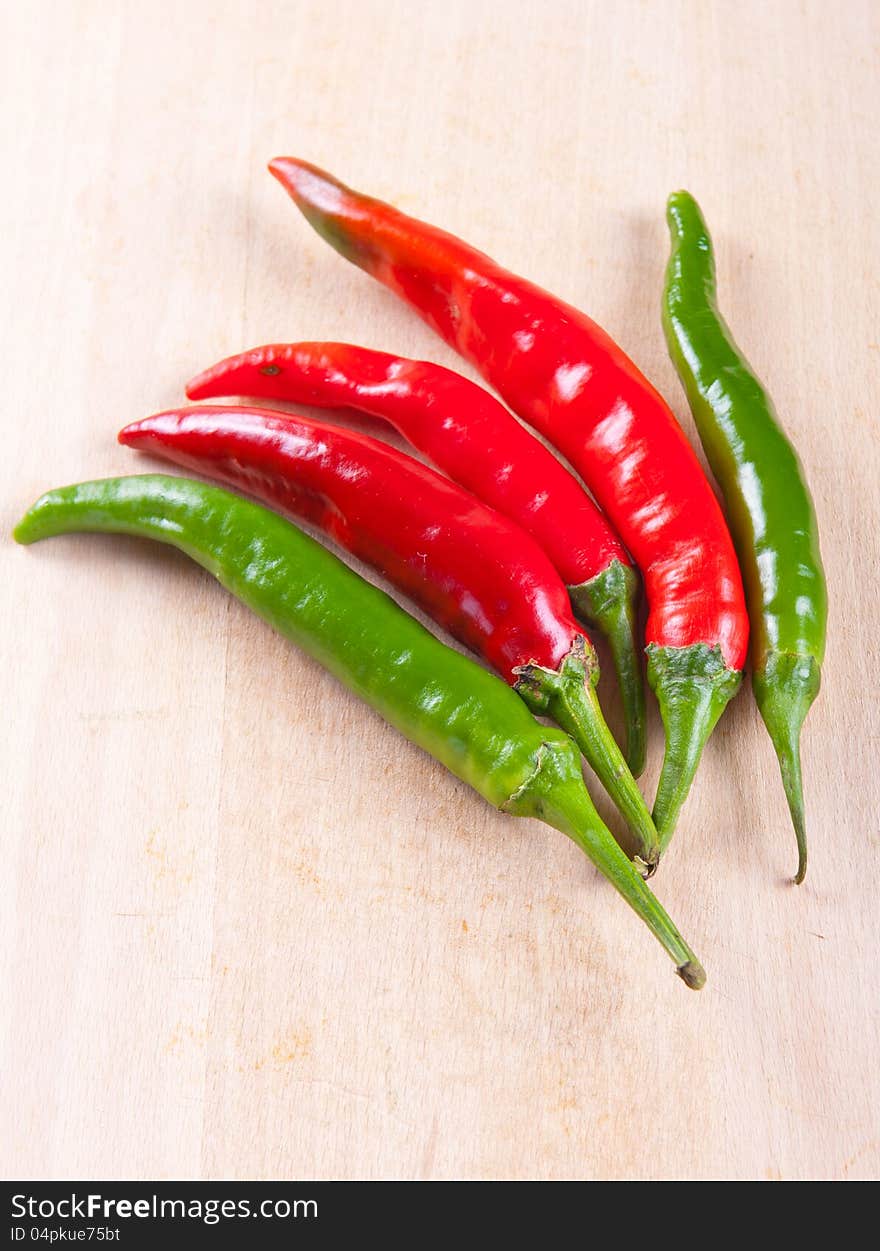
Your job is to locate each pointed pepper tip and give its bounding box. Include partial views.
[268,156,315,190]
[794,847,807,885]
[185,369,211,400]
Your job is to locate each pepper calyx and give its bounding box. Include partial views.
[647,642,742,848]
[514,639,660,870]
[512,634,599,712]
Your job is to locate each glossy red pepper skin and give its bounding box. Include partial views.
[187,341,646,774]
[269,158,749,847]
[120,406,661,867]
[187,344,629,586]
[123,406,574,680]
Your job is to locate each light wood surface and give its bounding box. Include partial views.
[3,0,879,1181]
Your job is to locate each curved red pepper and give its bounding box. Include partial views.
[267,158,749,846]
[187,343,628,586]
[125,406,575,679]
[186,341,646,773]
[120,405,660,867]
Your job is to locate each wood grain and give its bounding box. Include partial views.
[2,0,878,1180]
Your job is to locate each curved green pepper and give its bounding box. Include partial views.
[663,192,827,882]
[14,474,705,986]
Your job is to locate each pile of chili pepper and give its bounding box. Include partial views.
[13,160,826,992]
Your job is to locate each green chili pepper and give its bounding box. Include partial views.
[14,474,705,986]
[663,192,827,883]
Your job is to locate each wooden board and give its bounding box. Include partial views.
[2,0,878,1181]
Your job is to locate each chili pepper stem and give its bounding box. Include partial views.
[508,746,704,987]
[514,639,660,872]
[569,560,646,778]
[648,644,742,851]
[753,652,820,884]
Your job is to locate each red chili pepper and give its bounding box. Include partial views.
[120,405,661,868]
[268,158,750,848]
[186,341,646,774]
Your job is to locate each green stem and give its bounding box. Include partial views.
[753,651,820,884]
[509,744,704,987]
[515,639,660,872]
[648,643,742,852]
[569,560,646,777]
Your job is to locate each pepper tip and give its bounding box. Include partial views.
[791,800,808,885]
[184,371,209,401]
[268,155,308,186]
[794,847,807,886]
[118,420,146,447]
[666,190,691,234]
